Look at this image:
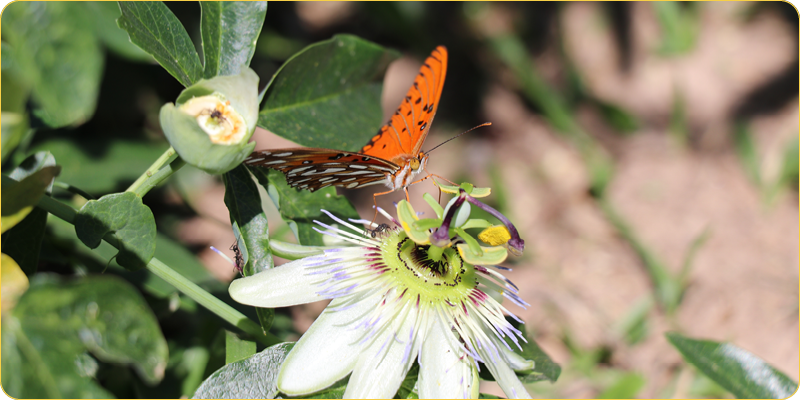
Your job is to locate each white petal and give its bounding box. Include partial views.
[228,258,329,307]
[278,294,379,395]
[418,318,479,399]
[476,340,532,399]
[344,304,423,398]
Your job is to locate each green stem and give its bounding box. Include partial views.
[35,194,278,346]
[147,257,278,345]
[52,181,96,200]
[133,157,186,198]
[126,146,178,195]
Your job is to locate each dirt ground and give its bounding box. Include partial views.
[177,2,798,398]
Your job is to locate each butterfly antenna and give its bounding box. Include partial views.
[426,122,492,154]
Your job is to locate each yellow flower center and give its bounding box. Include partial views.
[180,95,247,145]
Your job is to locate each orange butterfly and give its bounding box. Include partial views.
[245,46,452,204]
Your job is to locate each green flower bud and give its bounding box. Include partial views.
[159,68,259,174]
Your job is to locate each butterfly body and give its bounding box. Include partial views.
[246,46,448,199]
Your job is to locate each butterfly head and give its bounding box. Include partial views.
[410,152,428,173]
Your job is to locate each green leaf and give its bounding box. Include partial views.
[84,1,153,62]
[27,138,169,195]
[1,112,28,162]
[223,165,275,332]
[250,168,359,246]
[2,152,57,275]
[225,330,257,365]
[1,165,61,229]
[74,192,157,271]
[193,342,294,399]
[173,346,212,398]
[2,275,169,398]
[117,1,203,87]
[200,1,267,78]
[259,34,399,151]
[1,253,29,312]
[507,318,561,384]
[666,332,798,399]
[598,372,646,399]
[1,2,104,127]
[395,363,420,399]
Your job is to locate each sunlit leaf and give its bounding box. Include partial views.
[85,1,153,62]
[250,168,359,246]
[0,254,29,312]
[225,330,257,365]
[1,166,60,231]
[200,1,267,78]
[2,275,169,398]
[259,34,399,151]
[117,1,203,87]
[74,192,157,271]
[666,332,797,399]
[1,2,103,127]
[223,165,275,333]
[2,152,57,275]
[193,342,294,399]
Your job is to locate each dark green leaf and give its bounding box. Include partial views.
[1,112,28,161]
[47,214,223,298]
[1,165,61,219]
[178,346,212,397]
[250,168,359,246]
[85,1,153,62]
[26,138,169,195]
[2,274,169,398]
[193,342,294,399]
[598,372,646,399]
[394,363,420,399]
[505,317,561,383]
[666,332,798,399]
[74,192,157,271]
[225,330,257,365]
[3,152,56,275]
[117,1,203,87]
[1,2,104,127]
[296,378,347,399]
[2,209,47,275]
[200,1,267,78]
[259,34,399,151]
[223,165,275,333]
[223,165,273,275]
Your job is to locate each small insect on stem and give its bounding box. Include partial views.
[230,241,244,274]
[366,223,390,238]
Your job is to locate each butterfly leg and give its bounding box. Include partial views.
[370,189,396,225]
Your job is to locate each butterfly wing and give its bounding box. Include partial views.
[360,46,448,160]
[244,148,400,191]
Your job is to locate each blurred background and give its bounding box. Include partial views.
[5,2,797,398]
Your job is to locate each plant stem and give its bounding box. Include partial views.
[147,257,278,345]
[35,194,278,345]
[133,157,186,198]
[126,146,178,195]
